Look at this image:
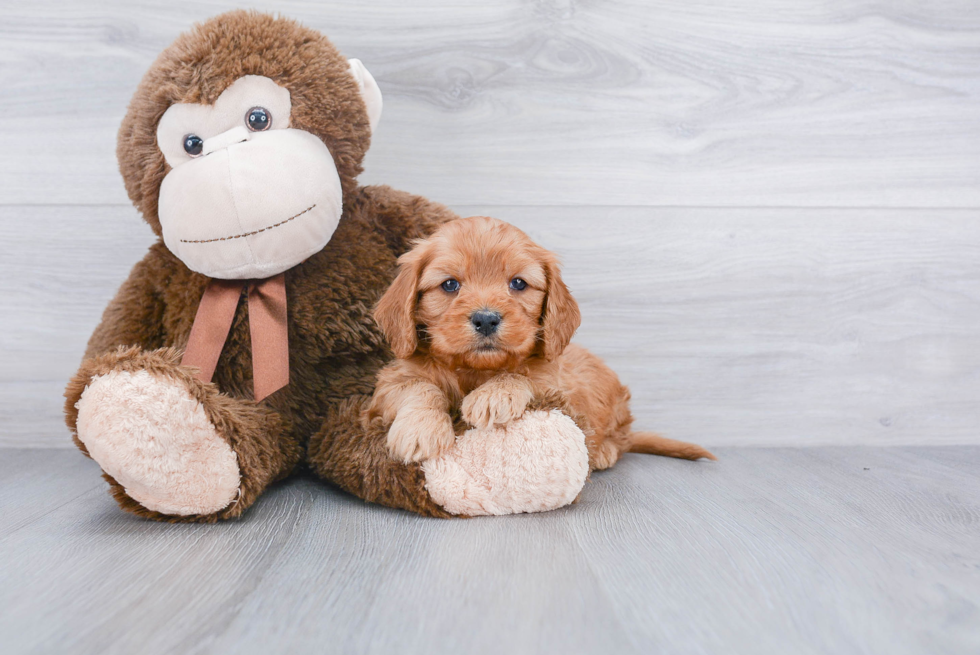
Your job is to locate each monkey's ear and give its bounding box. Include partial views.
[374,249,424,359]
[540,258,581,361]
[348,59,383,134]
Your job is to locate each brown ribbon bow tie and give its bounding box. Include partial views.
[181,273,289,401]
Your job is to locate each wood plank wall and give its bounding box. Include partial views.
[2,1,978,447]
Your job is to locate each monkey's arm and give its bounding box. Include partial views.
[82,245,174,359]
[64,246,301,521]
[65,249,169,438]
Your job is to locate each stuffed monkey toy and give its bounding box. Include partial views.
[64,11,589,521]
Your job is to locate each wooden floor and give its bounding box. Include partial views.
[1,446,978,655]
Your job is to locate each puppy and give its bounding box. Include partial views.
[368,216,716,467]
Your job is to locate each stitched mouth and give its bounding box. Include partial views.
[179,204,316,244]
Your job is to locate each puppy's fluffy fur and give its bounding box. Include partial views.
[369,216,716,467]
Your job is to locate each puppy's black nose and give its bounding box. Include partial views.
[471,310,501,337]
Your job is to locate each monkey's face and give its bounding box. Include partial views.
[154,69,379,280]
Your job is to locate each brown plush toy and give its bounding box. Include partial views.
[64,10,591,521]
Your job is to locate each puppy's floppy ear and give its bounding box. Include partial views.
[540,257,581,361]
[374,247,425,359]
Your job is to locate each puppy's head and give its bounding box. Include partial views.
[375,216,581,369]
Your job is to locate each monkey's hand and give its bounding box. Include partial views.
[461,374,534,430]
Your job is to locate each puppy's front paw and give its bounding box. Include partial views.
[462,380,534,430]
[386,408,456,463]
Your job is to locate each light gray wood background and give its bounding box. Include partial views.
[2,0,978,447]
[2,3,980,654]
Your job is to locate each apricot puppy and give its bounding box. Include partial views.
[368,216,716,467]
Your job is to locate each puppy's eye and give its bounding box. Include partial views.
[509,278,527,291]
[246,107,271,132]
[441,279,460,293]
[183,134,204,157]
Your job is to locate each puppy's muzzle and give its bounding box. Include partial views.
[471,310,501,337]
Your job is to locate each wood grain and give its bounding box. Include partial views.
[3,5,979,653]
[0,447,977,654]
[1,1,979,207]
[4,204,978,448]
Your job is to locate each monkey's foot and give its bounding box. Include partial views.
[421,409,589,516]
[75,369,241,516]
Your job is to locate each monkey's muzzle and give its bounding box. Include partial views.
[158,128,343,280]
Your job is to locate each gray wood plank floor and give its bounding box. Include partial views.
[1,447,978,655]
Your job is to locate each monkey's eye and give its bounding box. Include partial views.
[246,107,271,132]
[441,279,460,293]
[509,278,527,291]
[182,134,204,157]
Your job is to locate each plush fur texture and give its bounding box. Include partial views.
[76,369,241,516]
[65,11,488,521]
[369,216,717,470]
[117,11,373,236]
[67,346,294,522]
[422,409,590,516]
[308,391,589,517]
[64,11,655,521]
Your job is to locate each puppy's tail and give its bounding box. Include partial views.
[628,431,717,461]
